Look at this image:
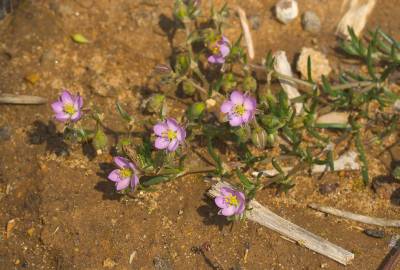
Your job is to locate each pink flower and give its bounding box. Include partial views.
[51,90,83,123]
[153,118,186,152]
[108,157,139,191]
[208,36,230,64]
[220,91,257,126]
[214,187,245,217]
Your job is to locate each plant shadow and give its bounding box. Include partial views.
[27,120,70,156]
[94,162,123,201]
[197,195,230,230]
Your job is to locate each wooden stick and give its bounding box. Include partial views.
[308,203,400,227]
[207,182,354,265]
[254,151,359,177]
[379,245,400,270]
[235,6,254,60]
[0,94,47,105]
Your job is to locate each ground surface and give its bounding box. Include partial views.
[0,0,400,269]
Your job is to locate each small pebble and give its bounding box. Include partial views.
[364,229,385,239]
[319,183,339,195]
[302,11,321,34]
[103,258,117,268]
[0,125,11,141]
[153,257,173,270]
[389,235,400,248]
[275,0,298,24]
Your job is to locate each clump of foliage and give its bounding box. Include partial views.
[50,0,399,220]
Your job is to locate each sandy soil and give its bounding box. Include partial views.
[0,0,399,269]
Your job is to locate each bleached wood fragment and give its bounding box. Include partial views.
[316,112,349,126]
[208,182,355,265]
[0,94,47,105]
[336,0,376,39]
[309,203,400,227]
[254,151,359,177]
[273,51,303,114]
[236,6,255,60]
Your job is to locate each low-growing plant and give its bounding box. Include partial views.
[50,1,399,221]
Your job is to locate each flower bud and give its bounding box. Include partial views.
[393,166,400,181]
[182,81,196,96]
[187,102,205,120]
[251,128,267,149]
[174,0,188,22]
[175,54,190,75]
[267,132,276,147]
[221,73,237,93]
[243,76,257,92]
[260,115,281,131]
[146,94,165,113]
[234,126,251,143]
[92,128,108,151]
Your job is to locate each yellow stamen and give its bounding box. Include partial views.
[234,104,246,116]
[63,103,76,115]
[225,194,239,207]
[163,130,177,140]
[119,168,132,178]
[211,45,220,54]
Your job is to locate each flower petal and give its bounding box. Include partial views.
[215,196,228,209]
[70,110,82,122]
[229,115,243,126]
[167,139,179,152]
[236,202,245,215]
[130,175,139,191]
[60,90,73,104]
[214,56,225,64]
[55,112,70,122]
[208,55,218,64]
[220,187,234,196]
[108,169,121,182]
[128,162,137,172]
[243,96,256,111]
[241,111,252,123]
[230,91,244,105]
[220,101,233,114]
[221,35,229,44]
[166,118,179,131]
[176,126,186,141]
[51,101,64,113]
[155,137,169,150]
[219,44,230,58]
[221,206,236,216]
[75,95,83,109]
[114,156,130,168]
[116,177,130,191]
[153,123,168,136]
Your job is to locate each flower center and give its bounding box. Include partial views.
[225,194,239,207]
[63,103,76,115]
[119,168,132,179]
[211,45,220,55]
[233,104,246,116]
[163,129,177,140]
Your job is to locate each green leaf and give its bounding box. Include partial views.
[327,150,334,171]
[307,56,313,83]
[236,169,254,189]
[116,102,133,122]
[207,138,223,175]
[142,175,172,187]
[354,129,369,185]
[367,43,377,80]
[71,33,89,44]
